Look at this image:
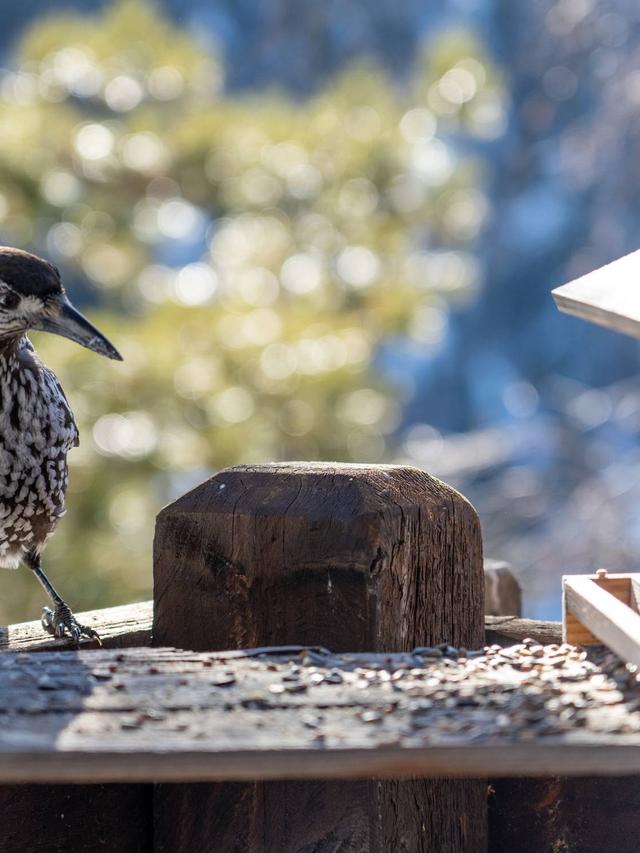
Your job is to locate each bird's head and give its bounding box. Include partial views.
[0,247,121,360]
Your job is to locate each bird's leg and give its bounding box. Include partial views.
[24,550,101,645]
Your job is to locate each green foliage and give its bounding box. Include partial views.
[0,0,506,621]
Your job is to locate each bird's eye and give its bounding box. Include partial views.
[0,292,20,310]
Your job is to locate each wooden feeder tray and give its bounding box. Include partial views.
[563,570,640,667]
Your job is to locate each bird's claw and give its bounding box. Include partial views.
[41,604,102,646]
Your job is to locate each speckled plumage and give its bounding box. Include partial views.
[0,337,78,568]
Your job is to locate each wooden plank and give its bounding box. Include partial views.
[0,644,637,783]
[485,616,561,646]
[0,604,561,654]
[564,575,640,665]
[0,600,152,652]
[153,463,487,853]
[564,573,631,645]
[552,249,640,338]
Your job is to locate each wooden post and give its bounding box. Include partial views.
[153,462,486,852]
[484,559,521,616]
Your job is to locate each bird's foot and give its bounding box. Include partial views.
[41,603,102,646]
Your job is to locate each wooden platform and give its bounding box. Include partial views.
[1,637,639,783]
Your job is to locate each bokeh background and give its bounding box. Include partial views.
[0,0,639,623]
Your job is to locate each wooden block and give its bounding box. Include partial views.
[484,559,522,616]
[154,463,485,653]
[153,462,486,853]
[552,249,640,339]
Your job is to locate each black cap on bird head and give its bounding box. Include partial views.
[0,246,122,360]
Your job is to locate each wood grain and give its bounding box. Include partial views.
[154,462,486,852]
[552,249,640,339]
[153,463,485,652]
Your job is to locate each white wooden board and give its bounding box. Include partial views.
[552,249,640,338]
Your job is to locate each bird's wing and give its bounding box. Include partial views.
[43,366,80,449]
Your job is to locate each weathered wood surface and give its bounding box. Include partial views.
[0,644,638,784]
[154,463,485,652]
[552,249,640,339]
[154,462,486,853]
[0,600,152,652]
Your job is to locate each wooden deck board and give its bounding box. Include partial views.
[0,643,638,782]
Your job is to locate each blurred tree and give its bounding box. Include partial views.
[0,0,505,621]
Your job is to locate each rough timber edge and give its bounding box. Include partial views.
[0,741,639,783]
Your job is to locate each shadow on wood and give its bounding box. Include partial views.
[489,777,640,853]
[0,784,152,853]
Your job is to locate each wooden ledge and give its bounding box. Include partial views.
[0,601,153,652]
[0,602,560,652]
[485,615,562,646]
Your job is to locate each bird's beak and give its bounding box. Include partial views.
[34,296,122,361]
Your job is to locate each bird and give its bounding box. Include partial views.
[0,246,121,643]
